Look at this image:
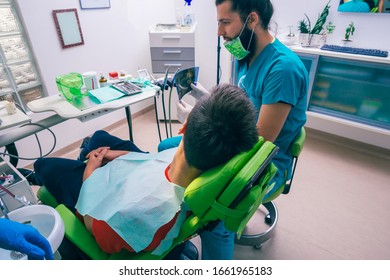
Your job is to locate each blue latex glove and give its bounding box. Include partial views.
[0,218,54,260]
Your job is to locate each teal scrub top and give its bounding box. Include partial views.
[236,39,308,198]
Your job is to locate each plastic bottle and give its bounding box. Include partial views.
[99,73,108,88]
[183,0,194,28]
[176,8,182,29]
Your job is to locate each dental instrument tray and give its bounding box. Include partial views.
[110,81,143,96]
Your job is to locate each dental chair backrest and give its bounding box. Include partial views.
[183,138,278,239]
[38,137,278,260]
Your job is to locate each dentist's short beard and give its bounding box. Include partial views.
[239,27,256,63]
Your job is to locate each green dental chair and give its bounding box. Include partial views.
[234,127,307,249]
[37,137,278,260]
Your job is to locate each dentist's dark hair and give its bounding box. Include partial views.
[184,83,258,170]
[215,0,274,29]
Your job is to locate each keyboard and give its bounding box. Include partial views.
[320,44,388,58]
[111,81,142,95]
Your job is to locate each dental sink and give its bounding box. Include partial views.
[0,205,64,260]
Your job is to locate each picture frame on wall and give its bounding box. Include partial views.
[52,9,84,49]
[79,0,111,9]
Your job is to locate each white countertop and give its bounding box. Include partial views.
[27,89,157,120]
[289,44,390,65]
[0,101,31,131]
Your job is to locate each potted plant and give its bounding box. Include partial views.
[298,0,334,47]
[344,21,355,41]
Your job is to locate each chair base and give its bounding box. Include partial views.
[234,201,278,249]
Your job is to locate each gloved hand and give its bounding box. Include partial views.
[189,82,210,100]
[0,218,54,260]
[177,100,194,124]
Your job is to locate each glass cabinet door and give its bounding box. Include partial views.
[308,56,390,130]
[297,53,319,107]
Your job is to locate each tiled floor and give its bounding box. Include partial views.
[52,108,390,260]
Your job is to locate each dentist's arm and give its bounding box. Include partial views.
[257,103,292,142]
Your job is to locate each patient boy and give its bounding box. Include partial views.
[33,83,258,256]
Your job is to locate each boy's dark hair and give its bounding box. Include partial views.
[215,0,274,29]
[184,83,258,170]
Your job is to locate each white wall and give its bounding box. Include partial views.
[17,0,177,94]
[272,0,390,49]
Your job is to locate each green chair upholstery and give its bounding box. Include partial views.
[234,127,306,248]
[37,186,59,209]
[37,137,278,259]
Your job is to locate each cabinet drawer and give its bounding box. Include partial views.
[150,47,194,61]
[149,32,195,47]
[151,60,195,73]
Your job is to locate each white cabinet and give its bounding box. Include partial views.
[149,26,196,121]
[149,26,196,74]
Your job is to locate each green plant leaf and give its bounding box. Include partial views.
[298,19,310,33]
[311,0,331,34]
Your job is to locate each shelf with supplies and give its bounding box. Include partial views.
[292,46,390,150]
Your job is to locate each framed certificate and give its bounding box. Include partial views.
[79,0,111,9]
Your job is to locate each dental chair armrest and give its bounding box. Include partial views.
[55,204,109,260]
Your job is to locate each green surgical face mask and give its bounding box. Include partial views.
[223,16,254,60]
